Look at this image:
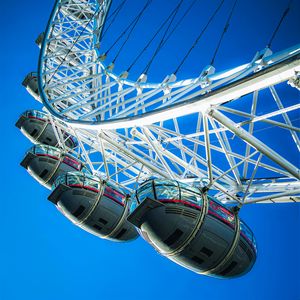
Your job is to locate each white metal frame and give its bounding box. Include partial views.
[32,0,300,206]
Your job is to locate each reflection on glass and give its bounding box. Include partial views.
[178,182,200,195]
[28,144,89,173]
[155,184,180,200]
[53,172,127,203]
[136,179,203,206]
[32,144,60,157]
[53,174,66,188]
[85,177,99,190]
[136,181,154,202]
[104,186,125,203]
[181,188,198,203]
[106,181,125,196]
[240,220,256,251]
[63,155,81,170]
[24,110,47,120]
[208,198,235,226]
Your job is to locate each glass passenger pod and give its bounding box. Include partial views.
[49,172,138,242]
[132,179,204,253]
[22,72,40,101]
[35,32,44,48]
[15,110,78,148]
[130,179,257,278]
[20,144,88,189]
[135,179,256,250]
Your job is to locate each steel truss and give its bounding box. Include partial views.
[32,0,299,206]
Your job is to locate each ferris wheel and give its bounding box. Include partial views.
[17,0,300,278]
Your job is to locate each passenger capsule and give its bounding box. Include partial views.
[128,179,257,278]
[16,110,77,148]
[35,32,44,48]
[48,172,138,242]
[22,72,40,101]
[21,144,88,189]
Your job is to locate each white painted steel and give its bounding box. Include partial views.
[30,0,300,206]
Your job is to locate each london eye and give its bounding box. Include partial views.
[16,0,299,280]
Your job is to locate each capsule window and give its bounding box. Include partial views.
[98,218,108,225]
[93,224,102,231]
[115,228,127,239]
[72,205,85,218]
[180,188,198,203]
[63,156,81,170]
[164,229,183,246]
[219,261,237,276]
[39,169,49,178]
[192,256,204,265]
[200,247,213,257]
[155,184,179,200]
[30,129,38,136]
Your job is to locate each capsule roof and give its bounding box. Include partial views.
[137,178,202,202]
[21,109,47,120]
[26,144,88,172]
[53,171,126,196]
[22,72,37,87]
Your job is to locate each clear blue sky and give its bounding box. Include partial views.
[1,1,300,300]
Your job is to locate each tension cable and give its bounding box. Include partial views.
[143,0,183,74]
[112,0,152,64]
[101,0,127,40]
[174,0,224,75]
[104,0,152,58]
[267,0,293,48]
[210,0,238,66]
[127,1,191,73]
